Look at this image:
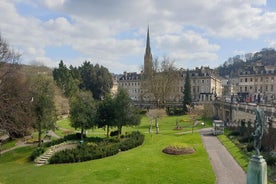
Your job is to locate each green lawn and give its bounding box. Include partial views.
[217,134,249,171]
[0,115,215,184]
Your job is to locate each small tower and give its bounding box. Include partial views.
[144,26,153,78]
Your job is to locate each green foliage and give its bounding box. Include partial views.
[79,61,113,100]
[119,131,144,151]
[183,70,192,113]
[52,60,79,97]
[113,88,141,135]
[70,90,96,139]
[31,74,56,147]
[218,134,249,171]
[0,115,215,184]
[265,154,276,166]
[166,107,184,116]
[48,131,144,164]
[29,147,45,161]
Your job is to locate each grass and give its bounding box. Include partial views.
[218,134,276,184]
[0,115,215,184]
[217,134,249,171]
[1,140,17,151]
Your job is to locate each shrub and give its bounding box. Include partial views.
[265,154,276,166]
[110,130,119,137]
[139,109,148,115]
[238,136,252,143]
[48,131,144,164]
[119,131,144,151]
[30,147,45,161]
[228,130,240,136]
[247,142,254,152]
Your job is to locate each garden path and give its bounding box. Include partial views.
[200,128,246,184]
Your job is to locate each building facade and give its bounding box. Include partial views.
[118,27,222,105]
[238,62,276,103]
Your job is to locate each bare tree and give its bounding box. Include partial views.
[142,56,180,107]
[0,34,33,138]
[147,109,167,134]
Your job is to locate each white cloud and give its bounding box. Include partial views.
[1,0,276,73]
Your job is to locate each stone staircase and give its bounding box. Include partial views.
[35,141,78,166]
[35,148,55,166]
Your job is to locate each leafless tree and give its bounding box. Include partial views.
[0,34,33,138]
[147,109,167,134]
[142,56,180,107]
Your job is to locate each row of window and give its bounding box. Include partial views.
[119,82,141,86]
[240,76,275,83]
[193,79,209,84]
[239,85,274,93]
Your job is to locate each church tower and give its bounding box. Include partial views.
[144,26,153,78]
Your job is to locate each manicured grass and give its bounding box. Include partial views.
[1,140,17,151]
[217,134,249,171]
[0,115,215,184]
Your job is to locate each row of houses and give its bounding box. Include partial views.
[112,28,276,105]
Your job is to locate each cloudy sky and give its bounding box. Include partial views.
[1,0,276,73]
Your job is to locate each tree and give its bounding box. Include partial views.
[95,95,116,138]
[70,90,96,140]
[183,70,192,113]
[147,109,166,134]
[32,75,56,147]
[79,61,113,100]
[0,67,35,138]
[142,56,180,106]
[53,60,79,97]
[113,88,141,137]
[0,34,20,64]
[0,34,34,138]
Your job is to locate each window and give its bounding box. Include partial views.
[271,85,274,92]
[245,78,248,82]
[240,79,243,82]
[250,78,253,82]
[202,80,204,83]
[245,87,247,92]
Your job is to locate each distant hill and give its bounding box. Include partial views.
[216,48,276,78]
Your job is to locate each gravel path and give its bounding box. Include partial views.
[200,128,246,184]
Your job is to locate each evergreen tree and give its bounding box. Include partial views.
[70,90,96,140]
[53,60,78,97]
[113,88,141,137]
[78,61,113,100]
[95,95,116,138]
[183,70,192,113]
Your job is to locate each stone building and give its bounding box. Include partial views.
[185,67,222,102]
[118,27,222,105]
[238,62,276,103]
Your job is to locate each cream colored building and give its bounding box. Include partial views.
[238,62,276,103]
[118,28,222,105]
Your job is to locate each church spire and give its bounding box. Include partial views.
[144,26,153,77]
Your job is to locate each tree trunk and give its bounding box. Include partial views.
[38,123,42,148]
[118,125,122,139]
[106,125,110,138]
[81,127,84,141]
[155,119,159,134]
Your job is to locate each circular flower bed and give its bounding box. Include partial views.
[162,143,195,155]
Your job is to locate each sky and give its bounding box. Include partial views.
[1,0,276,74]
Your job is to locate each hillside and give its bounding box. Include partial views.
[216,48,276,77]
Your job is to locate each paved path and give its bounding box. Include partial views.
[200,128,246,184]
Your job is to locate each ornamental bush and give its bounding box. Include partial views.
[48,131,144,164]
